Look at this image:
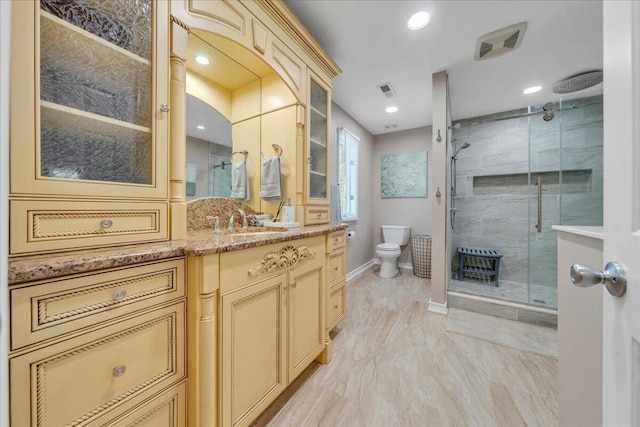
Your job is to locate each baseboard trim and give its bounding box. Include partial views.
[346,259,376,281]
[428,299,449,315]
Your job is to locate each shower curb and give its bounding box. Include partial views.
[447,291,557,328]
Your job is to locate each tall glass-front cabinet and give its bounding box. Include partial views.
[9,0,169,254]
[305,73,331,224]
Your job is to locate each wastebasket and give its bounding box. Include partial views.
[410,234,432,278]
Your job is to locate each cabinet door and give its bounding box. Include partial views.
[288,259,325,381]
[220,275,287,427]
[306,73,330,207]
[10,0,168,199]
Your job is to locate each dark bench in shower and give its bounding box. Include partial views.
[457,247,503,287]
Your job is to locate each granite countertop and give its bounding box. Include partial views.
[8,223,348,285]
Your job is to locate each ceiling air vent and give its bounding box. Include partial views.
[378,82,396,98]
[474,22,527,61]
[384,123,398,130]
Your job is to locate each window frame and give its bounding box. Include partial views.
[337,127,359,221]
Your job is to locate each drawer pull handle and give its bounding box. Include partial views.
[291,282,297,288]
[100,219,113,229]
[113,289,127,301]
[160,103,170,112]
[113,365,127,377]
[334,304,339,309]
[334,238,339,243]
[334,267,339,271]
[317,213,322,218]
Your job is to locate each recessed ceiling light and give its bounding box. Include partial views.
[407,11,431,30]
[523,85,542,94]
[386,106,399,113]
[195,55,210,65]
[197,125,205,130]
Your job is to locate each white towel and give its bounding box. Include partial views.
[230,161,249,201]
[260,156,281,201]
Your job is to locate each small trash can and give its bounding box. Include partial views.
[410,234,432,278]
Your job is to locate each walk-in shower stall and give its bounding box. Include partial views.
[448,95,603,309]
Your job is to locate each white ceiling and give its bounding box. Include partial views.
[284,0,603,135]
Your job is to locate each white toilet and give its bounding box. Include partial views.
[376,225,411,278]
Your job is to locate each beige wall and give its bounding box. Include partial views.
[373,127,433,264]
[330,102,375,274]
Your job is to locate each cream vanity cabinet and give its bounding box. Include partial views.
[8,258,187,426]
[326,230,347,331]
[9,0,170,255]
[188,235,328,427]
[169,1,341,228]
[304,73,332,225]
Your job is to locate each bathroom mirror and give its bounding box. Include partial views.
[185,94,233,200]
[185,32,262,207]
[185,29,298,213]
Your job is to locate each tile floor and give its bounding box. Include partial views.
[251,267,558,426]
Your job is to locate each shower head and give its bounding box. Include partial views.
[552,70,603,94]
[453,142,471,157]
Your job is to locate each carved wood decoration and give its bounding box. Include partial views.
[248,245,315,276]
[37,271,176,325]
[32,211,159,238]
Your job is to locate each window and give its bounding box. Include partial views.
[338,127,358,220]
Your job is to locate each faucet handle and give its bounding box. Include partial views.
[206,215,221,232]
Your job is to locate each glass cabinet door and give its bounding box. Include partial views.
[10,0,168,198]
[308,78,328,202]
[40,0,153,184]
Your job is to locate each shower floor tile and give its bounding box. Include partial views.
[449,278,558,308]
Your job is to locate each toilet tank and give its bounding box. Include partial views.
[382,225,411,245]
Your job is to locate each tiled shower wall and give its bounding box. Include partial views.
[451,95,603,292]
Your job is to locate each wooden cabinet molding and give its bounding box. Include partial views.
[170,0,340,105]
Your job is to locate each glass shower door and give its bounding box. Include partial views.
[528,102,561,308]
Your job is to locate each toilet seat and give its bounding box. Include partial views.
[377,243,400,251]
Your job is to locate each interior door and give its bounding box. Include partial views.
[602,1,640,425]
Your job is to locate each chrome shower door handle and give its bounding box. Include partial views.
[534,176,542,233]
[570,262,627,297]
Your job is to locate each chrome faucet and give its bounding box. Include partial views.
[228,208,247,230]
[206,215,221,232]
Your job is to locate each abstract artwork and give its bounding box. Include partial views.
[381,151,427,198]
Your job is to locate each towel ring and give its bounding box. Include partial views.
[231,150,248,162]
[262,144,283,158]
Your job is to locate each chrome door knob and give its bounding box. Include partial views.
[570,262,627,297]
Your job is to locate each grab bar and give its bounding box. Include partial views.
[535,176,542,233]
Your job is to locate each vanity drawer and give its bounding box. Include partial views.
[328,250,346,287]
[220,235,325,294]
[105,382,186,427]
[305,206,330,225]
[10,302,186,427]
[10,258,185,350]
[328,283,346,329]
[328,230,346,252]
[10,200,168,255]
